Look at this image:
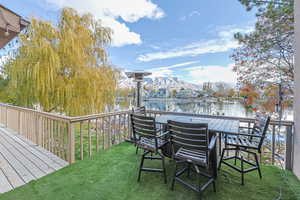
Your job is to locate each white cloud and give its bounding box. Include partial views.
[101,18,141,47]
[148,60,199,78]
[149,44,160,50]
[149,68,173,78]
[189,11,201,17]
[0,55,10,67]
[180,10,200,21]
[45,0,165,47]
[140,60,237,84]
[152,60,199,71]
[183,64,237,84]
[137,25,253,62]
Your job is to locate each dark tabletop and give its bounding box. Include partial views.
[155,114,240,134]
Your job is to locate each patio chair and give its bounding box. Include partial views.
[130,114,169,183]
[131,106,147,154]
[218,113,270,185]
[132,106,146,115]
[168,120,217,199]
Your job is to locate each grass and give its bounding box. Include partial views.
[0,142,299,200]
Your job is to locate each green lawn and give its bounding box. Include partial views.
[1,143,299,200]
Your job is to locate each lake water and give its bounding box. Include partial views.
[117,98,294,121]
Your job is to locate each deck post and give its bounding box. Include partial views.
[68,121,75,164]
[18,110,21,133]
[285,125,293,170]
[5,106,8,128]
[293,0,300,178]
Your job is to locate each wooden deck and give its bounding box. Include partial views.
[0,126,69,193]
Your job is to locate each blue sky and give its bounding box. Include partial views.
[1,0,256,85]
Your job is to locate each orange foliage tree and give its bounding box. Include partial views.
[239,83,260,111]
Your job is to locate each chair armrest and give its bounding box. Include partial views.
[239,126,253,129]
[236,133,263,138]
[156,131,170,138]
[208,135,218,152]
[155,128,161,133]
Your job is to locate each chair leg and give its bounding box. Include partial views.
[218,148,226,170]
[171,161,178,190]
[225,144,229,157]
[259,153,262,163]
[137,153,145,182]
[254,153,262,179]
[241,155,244,185]
[161,155,167,184]
[218,134,222,156]
[198,172,203,200]
[135,146,139,154]
[212,179,216,193]
[234,149,239,165]
[187,163,191,178]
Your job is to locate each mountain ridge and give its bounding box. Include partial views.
[118,71,202,90]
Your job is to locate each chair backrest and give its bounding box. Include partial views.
[130,114,156,142]
[132,106,146,115]
[251,113,270,150]
[168,120,209,152]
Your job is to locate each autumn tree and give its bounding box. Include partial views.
[117,88,133,99]
[171,89,177,98]
[227,88,236,98]
[4,8,118,116]
[232,0,294,91]
[239,83,260,110]
[261,84,291,112]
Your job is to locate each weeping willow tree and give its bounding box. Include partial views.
[5,8,118,116]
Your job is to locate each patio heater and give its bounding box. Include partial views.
[125,71,151,108]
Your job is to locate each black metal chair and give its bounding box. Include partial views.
[130,114,169,183]
[218,113,270,185]
[168,120,217,199]
[132,106,146,115]
[131,106,146,154]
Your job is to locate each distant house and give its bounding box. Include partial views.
[156,88,169,98]
[203,82,212,91]
[176,89,198,98]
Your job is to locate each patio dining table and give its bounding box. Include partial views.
[155,114,240,178]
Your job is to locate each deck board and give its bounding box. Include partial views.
[0,151,24,188]
[0,127,68,193]
[0,142,35,183]
[0,130,55,174]
[0,168,12,193]
[0,134,46,179]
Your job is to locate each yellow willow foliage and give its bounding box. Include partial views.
[6,8,118,116]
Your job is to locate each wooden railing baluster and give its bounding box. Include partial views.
[102,117,105,150]
[80,121,83,160]
[96,118,99,152]
[88,120,92,157]
[272,124,276,165]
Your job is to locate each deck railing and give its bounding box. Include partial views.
[69,111,131,161]
[0,103,294,170]
[0,103,132,163]
[0,103,74,162]
[145,110,294,170]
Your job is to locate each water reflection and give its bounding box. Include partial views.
[116,99,293,120]
[143,100,254,118]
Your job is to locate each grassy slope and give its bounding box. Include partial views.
[0,143,299,200]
